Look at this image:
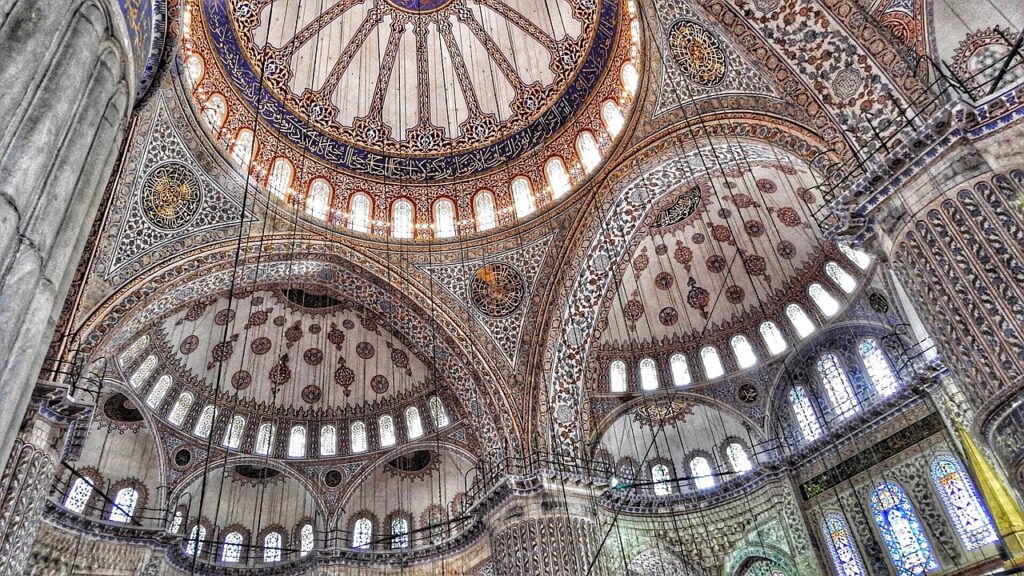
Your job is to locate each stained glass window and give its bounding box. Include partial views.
[576,131,601,173]
[168,392,193,426]
[545,157,571,198]
[826,261,857,294]
[429,396,449,428]
[307,179,331,219]
[858,339,899,398]
[129,354,157,388]
[288,425,306,458]
[406,406,424,439]
[392,198,414,239]
[817,353,858,419]
[222,532,244,562]
[838,243,871,270]
[433,198,456,238]
[870,482,939,575]
[701,346,724,379]
[822,512,867,576]
[64,477,94,513]
[930,454,997,550]
[255,422,276,456]
[353,517,373,549]
[511,177,535,217]
[670,353,691,386]
[651,463,672,496]
[379,415,396,447]
[785,304,816,338]
[610,360,628,392]
[760,321,788,355]
[118,335,148,367]
[690,456,715,490]
[300,523,315,555]
[391,517,410,549]
[231,129,256,167]
[790,386,822,442]
[809,283,841,317]
[267,158,293,198]
[320,425,336,456]
[223,415,245,449]
[474,190,497,231]
[350,421,367,453]
[639,357,659,390]
[109,487,139,523]
[726,443,753,473]
[146,375,172,408]
[263,532,282,562]
[731,334,758,368]
[601,100,624,137]
[187,525,207,556]
[193,405,217,438]
[349,193,372,233]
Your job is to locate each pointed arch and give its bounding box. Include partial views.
[869,482,939,575]
[930,454,997,550]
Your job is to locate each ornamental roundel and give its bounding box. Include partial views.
[139,162,202,230]
[468,263,526,318]
[736,383,759,404]
[370,375,390,394]
[668,20,728,87]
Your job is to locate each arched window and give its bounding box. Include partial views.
[838,243,871,270]
[601,100,625,137]
[379,415,396,447]
[255,422,276,456]
[349,192,372,233]
[731,334,758,369]
[621,62,639,96]
[690,456,715,490]
[429,396,449,428]
[391,517,410,549]
[187,525,207,556]
[669,353,691,386]
[858,339,899,398]
[651,463,672,496]
[185,54,204,87]
[760,321,788,355]
[511,177,535,217]
[64,477,94,513]
[473,190,497,232]
[353,517,373,549]
[320,425,337,456]
[405,406,424,439]
[146,375,172,408]
[870,482,939,575]
[193,405,217,438]
[170,509,184,533]
[817,353,858,419]
[809,283,840,317]
[726,443,753,474]
[288,425,307,458]
[222,532,244,563]
[223,415,246,449]
[822,513,867,576]
[109,487,139,523]
[826,261,857,293]
[639,357,659,390]
[267,158,293,198]
[930,454,997,550]
[433,198,456,238]
[350,421,367,453]
[202,94,227,131]
[609,360,628,392]
[790,386,821,442]
[168,392,193,426]
[118,335,148,366]
[263,532,282,562]
[785,303,816,338]
[545,157,571,199]
[576,131,601,173]
[306,179,331,219]
[130,354,157,388]
[391,198,414,239]
[701,346,724,379]
[300,523,315,555]
[231,128,256,167]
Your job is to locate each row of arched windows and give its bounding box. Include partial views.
[63,477,143,526]
[645,441,755,496]
[184,522,316,562]
[789,338,901,442]
[351,515,415,550]
[606,258,866,391]
[823,455,997,576]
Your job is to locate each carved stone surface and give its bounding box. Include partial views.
[0,439,55,576]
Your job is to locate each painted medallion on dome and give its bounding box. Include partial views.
[668,21,727,87]
[140,163,202,230]
[469,263,526,318]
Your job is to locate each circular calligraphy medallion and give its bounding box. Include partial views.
[468,263,526,317]
[140,162,202,230]
[668,21,728,87]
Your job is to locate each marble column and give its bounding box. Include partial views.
[0,0,132,475]
[0,418,58,576]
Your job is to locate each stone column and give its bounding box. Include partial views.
[0,418,58,576]
[0,0,132,475]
